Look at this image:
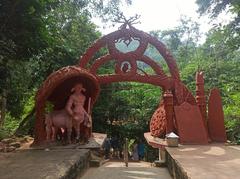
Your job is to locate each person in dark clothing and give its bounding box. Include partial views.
[138,140,145,160]
[102,136,111,159]
[111,136,119,158]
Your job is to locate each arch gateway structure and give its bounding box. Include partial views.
[34,22,227,145]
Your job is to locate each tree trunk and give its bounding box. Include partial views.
[0,90,7,127]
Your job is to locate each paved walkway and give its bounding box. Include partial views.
[166,144,240,179]
[80,161,171,179]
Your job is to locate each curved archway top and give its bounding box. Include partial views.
[78,24,181,88]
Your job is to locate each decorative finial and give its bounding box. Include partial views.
[112,13,141,29]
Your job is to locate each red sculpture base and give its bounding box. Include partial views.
[174,102,209,144]
[208,88,227,142]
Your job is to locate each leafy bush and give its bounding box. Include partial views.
[0,128,10,140]
[224,92,240,144]
[225,118,240,144]
[0,113,19,140]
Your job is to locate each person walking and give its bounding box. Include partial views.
[103,135,111,159]
[132,140,139,161]
[111,136,120,159]
[138,139,145,160]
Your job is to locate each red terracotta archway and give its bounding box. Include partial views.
[77,24,196,137]
[34,23,206,145]
[78,24,196,104]
[79,24,180,89]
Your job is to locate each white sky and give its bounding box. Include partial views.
[92,0,233,42]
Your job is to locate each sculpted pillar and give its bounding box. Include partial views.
[163,90,174,134]
[208,88,227,142]
[195,71,207,122]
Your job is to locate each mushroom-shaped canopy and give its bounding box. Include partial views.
[34,66,100,144]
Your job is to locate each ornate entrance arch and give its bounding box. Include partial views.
[77,23,196,137]
[78,23,196,105]
[34,21,220,145]
[78,23,180,90]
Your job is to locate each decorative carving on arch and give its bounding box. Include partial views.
[150,100,166,137]
[77,22,199,141]
[78,24,180,90]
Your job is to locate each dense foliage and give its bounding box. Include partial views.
[0,0,125,135]
[196,0,240,51]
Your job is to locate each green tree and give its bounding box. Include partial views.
[0,0,128,135]
[196,0,240,50]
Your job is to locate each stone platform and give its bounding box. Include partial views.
[0,133,106,179]
[166,144,240,179]
[0,149,90,179]
[31,133,107,150]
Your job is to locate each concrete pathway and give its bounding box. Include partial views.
[166,144,240,179]
[80,161,171,179]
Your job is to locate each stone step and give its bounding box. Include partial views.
[0,149,90,179]
[89,157,110,167]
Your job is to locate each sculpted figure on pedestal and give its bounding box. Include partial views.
[45,109,72,143]
[65,83,91,142]
[45,83,91,144]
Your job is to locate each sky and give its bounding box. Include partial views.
[92,0,233,42]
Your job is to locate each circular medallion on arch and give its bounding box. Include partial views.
[115,59,137,76]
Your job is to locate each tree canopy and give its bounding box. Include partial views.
[196,0,240,51]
